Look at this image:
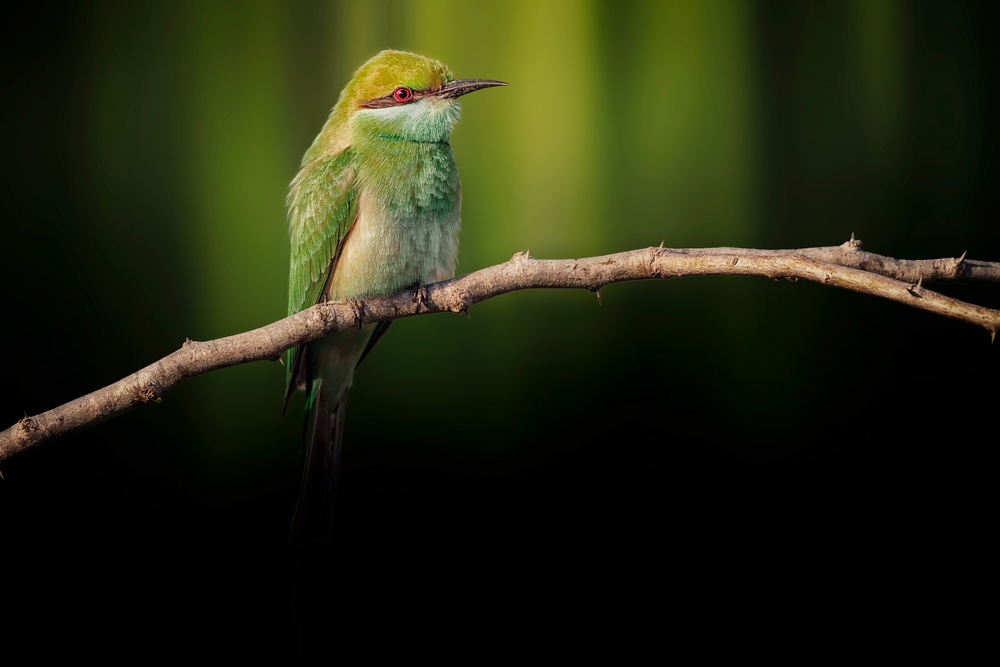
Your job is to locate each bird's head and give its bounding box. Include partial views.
[306,50,506,160]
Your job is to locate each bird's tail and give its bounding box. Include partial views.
[289,379,346,548]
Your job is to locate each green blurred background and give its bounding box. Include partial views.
[3,0,998,656]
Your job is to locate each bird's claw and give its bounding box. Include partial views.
[412,284,429,312]
[348,299,365,328]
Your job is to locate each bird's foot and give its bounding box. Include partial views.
[412,283,429,312]
[348,298,366,328]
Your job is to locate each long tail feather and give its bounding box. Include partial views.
[289,383,346,548]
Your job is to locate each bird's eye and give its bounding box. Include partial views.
[393,87,413,102]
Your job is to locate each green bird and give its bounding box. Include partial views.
[284,50,506,545]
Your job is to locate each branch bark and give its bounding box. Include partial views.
[3,238,998,463]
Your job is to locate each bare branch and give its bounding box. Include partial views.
[733,235,1000,284]
[2,240,998,463]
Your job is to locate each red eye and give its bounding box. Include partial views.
[393,87,413,102]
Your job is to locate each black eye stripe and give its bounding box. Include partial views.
[360,87,425,109]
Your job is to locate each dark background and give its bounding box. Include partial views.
[2,1,997,656]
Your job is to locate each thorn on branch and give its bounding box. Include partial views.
[139,381,163,404]
[649,248,663,278]
[846,233,863,249]
[908,276,924,298]
[447,289,469,315]
[512,250,531,262]
[19,415,38,434]
[593,288,602,305]
[954,251,967,278]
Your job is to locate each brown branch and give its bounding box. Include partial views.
[3,238,998,463]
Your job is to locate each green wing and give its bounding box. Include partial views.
[284,148,358,400]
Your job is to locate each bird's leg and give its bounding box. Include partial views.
[412,283,429,312]
[348,298,366,329]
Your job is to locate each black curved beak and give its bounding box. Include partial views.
[435,78,509,99]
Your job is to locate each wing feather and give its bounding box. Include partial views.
[284,148,358,401]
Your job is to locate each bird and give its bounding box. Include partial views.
[284,50,506,546]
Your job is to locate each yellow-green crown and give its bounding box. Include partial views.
[346,50,454,101]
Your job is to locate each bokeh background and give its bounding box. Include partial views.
[3,0,997,656]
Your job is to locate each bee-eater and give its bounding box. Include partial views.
[284,50,506,545]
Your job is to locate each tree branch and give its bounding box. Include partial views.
[3,238,998,463]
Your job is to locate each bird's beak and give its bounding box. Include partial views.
[435,78,509,99]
